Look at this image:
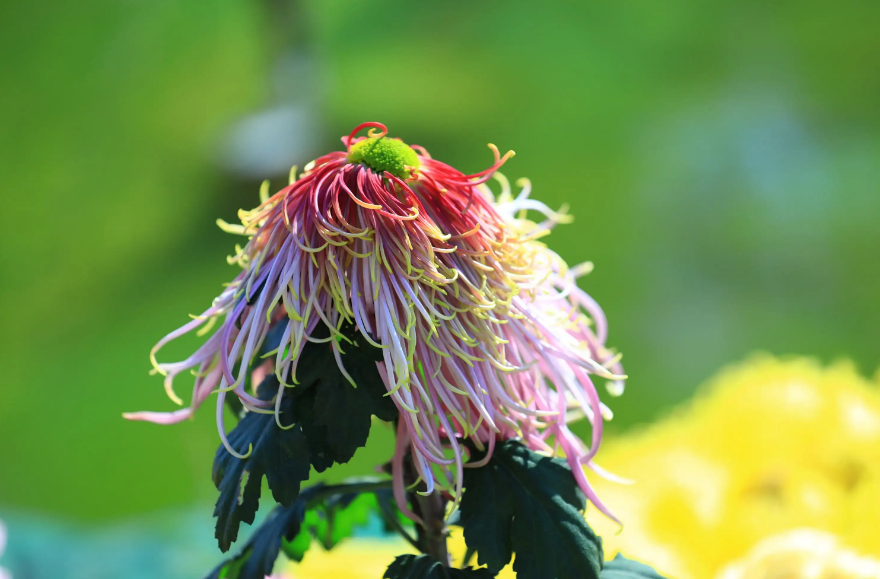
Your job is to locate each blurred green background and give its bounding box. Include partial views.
[1,0,878,534]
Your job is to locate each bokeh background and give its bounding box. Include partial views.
[0,0,877,576]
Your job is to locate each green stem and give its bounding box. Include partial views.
[376,493,421,551]
[303,478,423,551]
[303,478,393,506]
[400,455,449,564]
[412,489,450,564]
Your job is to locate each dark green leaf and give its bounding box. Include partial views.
[211,321,396,551]
[212,375,311,552]
[279,508,319,562]
[290,321,397,471]
[383,555,496,579]
[317,492,376,549]
[282,490,378,559]
[207,480,398,579]
[205,484,322,579]
[600,554,669,578]
[458,440,604,579]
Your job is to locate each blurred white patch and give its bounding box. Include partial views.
[717,529,880,579]
[840,392,880,439]
[0,519,9,579]
[776,380,822,417]
[221,105,317,179]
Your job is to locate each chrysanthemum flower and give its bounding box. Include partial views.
[717,529,880,579]
[126,122,625,518]
[585,356,880,579]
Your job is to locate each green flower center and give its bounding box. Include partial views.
[347,136,419,179]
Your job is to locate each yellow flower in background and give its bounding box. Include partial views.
[586,355,880,579]
[279,540,415,579]
[717,529,880,579]
[280,531,510,579]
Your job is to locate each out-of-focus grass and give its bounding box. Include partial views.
[0,0,267,519]
[1,0,878,522]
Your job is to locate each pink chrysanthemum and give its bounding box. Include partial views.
[126,123,626,519]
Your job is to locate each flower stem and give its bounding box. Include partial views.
[412,489,450,564]
[376,493,421,551]
[302,478,393,506]
[403,455,450,564]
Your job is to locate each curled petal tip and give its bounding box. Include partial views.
[122,408,193,425]
[606,380,626,397]
[587,461,634,485]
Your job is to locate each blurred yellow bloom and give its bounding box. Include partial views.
[717,529,880,579]
[280,539,416,579]
[586,355,880,579]
[279,531,515,579]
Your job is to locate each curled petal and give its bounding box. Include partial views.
[134,125,625,522]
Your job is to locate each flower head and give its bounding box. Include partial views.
[586,356,880,578]
[126,123,625,519]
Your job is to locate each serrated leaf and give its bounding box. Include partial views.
[291,321,397,471]
[285,486,406,561]
[600,554,669,578]
[205,485,315,579]
[279,509,318,562]
[318,492,376,549]
[281,492,375,558]
[212,320,396,551]
[383,555,496,579]
[208,480,398,579]
[458,440,603,579]
[212,375,311,552]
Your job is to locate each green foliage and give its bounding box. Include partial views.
[281,491,377,561]
[458,440,603,579]
[206,485,314,579]
[383,555,496,579]
[207,480,396,579]
[211,376,311,552]
[600,554,669,578]
[348,136,420,179]
[278,508,318,563]
[290,321,398,472]
[212,320,396,551]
